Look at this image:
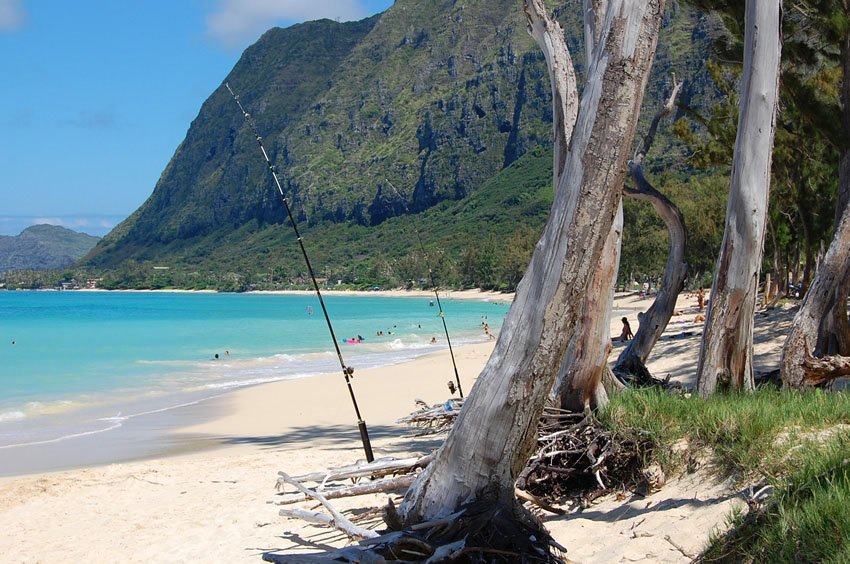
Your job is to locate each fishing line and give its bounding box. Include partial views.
[383,179,464,398]
[225,83,374,462]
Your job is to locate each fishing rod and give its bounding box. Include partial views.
[384,179,464,398]
[225,83,374,462]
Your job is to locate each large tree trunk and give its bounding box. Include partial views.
[553,203,623,411]
[399,0,665,524]
[696,0,782,397]
[614,77,687,382]
[816,21,850,356]
[781,189,850,387]
[549,0,621,412]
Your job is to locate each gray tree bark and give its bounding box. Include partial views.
[614,76,688,382]
[551,0,623,412]
[696,0,782,397]
[781,195,850,387]
[553,203,623,411]
[399,0,665,524]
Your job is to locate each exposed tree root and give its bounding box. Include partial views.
[518,409,657,505]
[264,500,568,563]
[268,407,660,561]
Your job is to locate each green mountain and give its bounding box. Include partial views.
[0,225,100,272]
[84,0,720,287]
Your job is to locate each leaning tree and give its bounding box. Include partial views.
[397,0,667,525]
[695,0,783,396]
[613,75,688,383]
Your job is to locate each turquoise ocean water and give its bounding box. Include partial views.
[0,291,508,473]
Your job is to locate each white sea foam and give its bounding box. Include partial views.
[271,353,296,362]
[388,338,429,350]
[0,410,25,423]
[0,421,124,449]
[203,375,292,390]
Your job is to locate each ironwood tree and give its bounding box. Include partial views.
[397,0,667,524]
[695,0,782,396]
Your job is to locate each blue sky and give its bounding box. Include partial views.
[0,0,393,237]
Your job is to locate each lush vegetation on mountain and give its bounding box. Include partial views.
[74,0,729,292]
[0,225,99,273]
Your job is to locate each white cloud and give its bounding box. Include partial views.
[0,0,25,31]
[206,0,369,49]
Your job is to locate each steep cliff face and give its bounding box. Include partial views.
[86,0,559,266]
[86,0,718,269]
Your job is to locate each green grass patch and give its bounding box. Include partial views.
[602,387,850,477]
[701,442,850,563]
[601,388,850,562]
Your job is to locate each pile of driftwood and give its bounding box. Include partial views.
[275,454,435,541]
[395,398,464,435]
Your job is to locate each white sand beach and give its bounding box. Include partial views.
[0,290,796,563]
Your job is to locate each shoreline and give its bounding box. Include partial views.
[1,289,512,476]
[0,339,496,478]
[0,289,684,479]
[71,286,517,304]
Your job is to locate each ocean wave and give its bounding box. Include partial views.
[202,374,305,390]
[0,410,25,423]
[387,338,430,351]
[271,353,296,362]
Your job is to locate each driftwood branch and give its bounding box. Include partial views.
[396,399,462,434]
[283,453,434,488]
[277,474,416,505]
[276,471,378,540]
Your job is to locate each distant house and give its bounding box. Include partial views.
[86,279,101,289]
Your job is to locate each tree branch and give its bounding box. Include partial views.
[276,471,379,540]
[523,0,579,182]
[634,73,683,167]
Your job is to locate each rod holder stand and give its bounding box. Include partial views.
[358,420,374,462]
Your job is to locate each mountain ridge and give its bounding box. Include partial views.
[84,0,720,280]
[0,225,100,272]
